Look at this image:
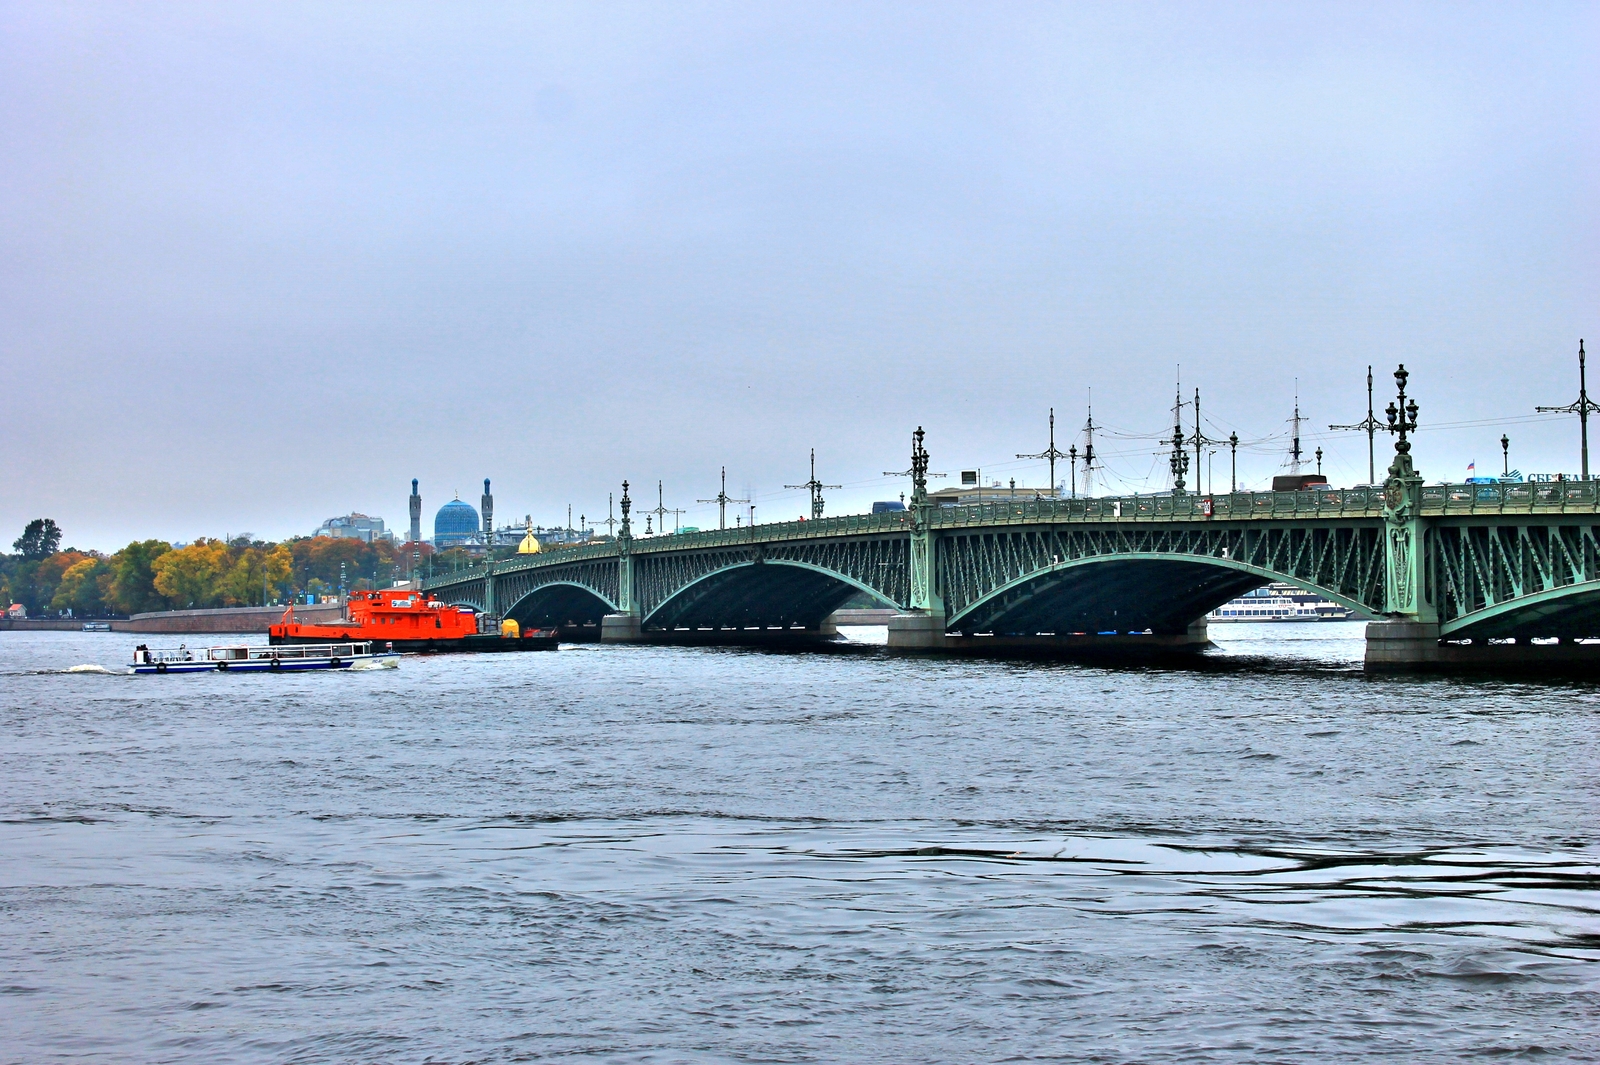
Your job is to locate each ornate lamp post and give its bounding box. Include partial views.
[1501,434,1510,477]
[1168,425,1189,494]
[1383,364,1420,482]
[1229,432,1239,492]
[1378,363,1431,624]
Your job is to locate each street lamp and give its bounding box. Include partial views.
[1383,363,1420,481]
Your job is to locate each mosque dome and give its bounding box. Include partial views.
[517,525,542,555]
[434,498,480,546]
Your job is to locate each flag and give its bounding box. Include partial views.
[1467,462,1476,474]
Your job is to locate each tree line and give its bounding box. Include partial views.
[0,519,468,617]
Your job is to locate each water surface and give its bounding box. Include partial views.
[2,625,1596,1062]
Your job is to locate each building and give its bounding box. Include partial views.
[929,478,1050,506]
[314,513,395,543]
[434,498,481,548]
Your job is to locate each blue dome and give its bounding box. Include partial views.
[434,499,480,546]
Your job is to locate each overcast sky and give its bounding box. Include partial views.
[2,1,1596,550]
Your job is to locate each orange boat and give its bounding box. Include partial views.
[269,591,558,653]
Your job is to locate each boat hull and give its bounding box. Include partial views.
[131,654,398,674]
[269,632,559,653]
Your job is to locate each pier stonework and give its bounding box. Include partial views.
[424,372,1600,670]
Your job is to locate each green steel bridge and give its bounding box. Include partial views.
[421,457,1600,667]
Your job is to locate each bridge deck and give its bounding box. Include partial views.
[424,480,1600,589]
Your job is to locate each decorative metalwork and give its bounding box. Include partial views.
[1434,519,1600,635]
[939,521,1385,632]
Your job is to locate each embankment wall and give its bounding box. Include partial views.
[0,604,344,634]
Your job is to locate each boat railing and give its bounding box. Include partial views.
[134,643,371,664]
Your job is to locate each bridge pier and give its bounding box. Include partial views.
[1364,620,1442,669]
[887,611,947,650]
[600,613,643,642]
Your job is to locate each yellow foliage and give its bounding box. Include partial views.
[152,540,228,608]
[49,557,101,613]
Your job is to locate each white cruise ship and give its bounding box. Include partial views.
[1209,582,1355,622]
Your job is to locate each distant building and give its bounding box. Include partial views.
[6,603,25,619]
[434,498,481,548]
[929,480,1050,506]
[315,513,395,543]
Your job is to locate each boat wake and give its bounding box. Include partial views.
[347,657,399,671]
[63,664,119,675]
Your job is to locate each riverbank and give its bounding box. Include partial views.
[0,603,344,634]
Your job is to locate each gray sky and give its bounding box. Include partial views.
[3,1,1596,550]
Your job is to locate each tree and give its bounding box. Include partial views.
[151,540,227,608]
[13,519,61,560]
[51,557,112,616]
[262,544,293,602]
[8,551,91,616]
[108,540,172,615]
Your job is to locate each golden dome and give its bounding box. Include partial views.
[517,523,541,554]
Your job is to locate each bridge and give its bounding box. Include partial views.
[422,376,1600,668]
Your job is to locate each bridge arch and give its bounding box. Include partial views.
[947,552,1377,635]
[503,580,620,630]
[1442,579,1600,639]
[644,558,890,631]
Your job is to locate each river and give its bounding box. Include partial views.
[2,625,1596,1062]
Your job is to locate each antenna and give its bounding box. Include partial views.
[1078,390,1099,496]
[1017,408,1069,498]
[784,449,841,520]
[1535,340,1598,480]
[1330,365,1382,485]
[603,493,617,537]
[696,467,749,530]
[1191,387,1221,494]
[1286,382,1304,474]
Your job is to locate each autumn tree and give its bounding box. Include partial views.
[50,557,113,616]
[151,540,228,608]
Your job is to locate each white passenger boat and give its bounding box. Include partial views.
[129,641,399,675]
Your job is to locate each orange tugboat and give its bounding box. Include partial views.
[269,592,558,653]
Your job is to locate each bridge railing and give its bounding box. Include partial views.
[1418,481,1599,512]
[924,487,1387,526]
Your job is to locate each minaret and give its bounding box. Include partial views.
[481,478,494,547]
[408,479,421,544]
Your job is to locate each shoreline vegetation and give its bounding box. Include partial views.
[0,518,476,619]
